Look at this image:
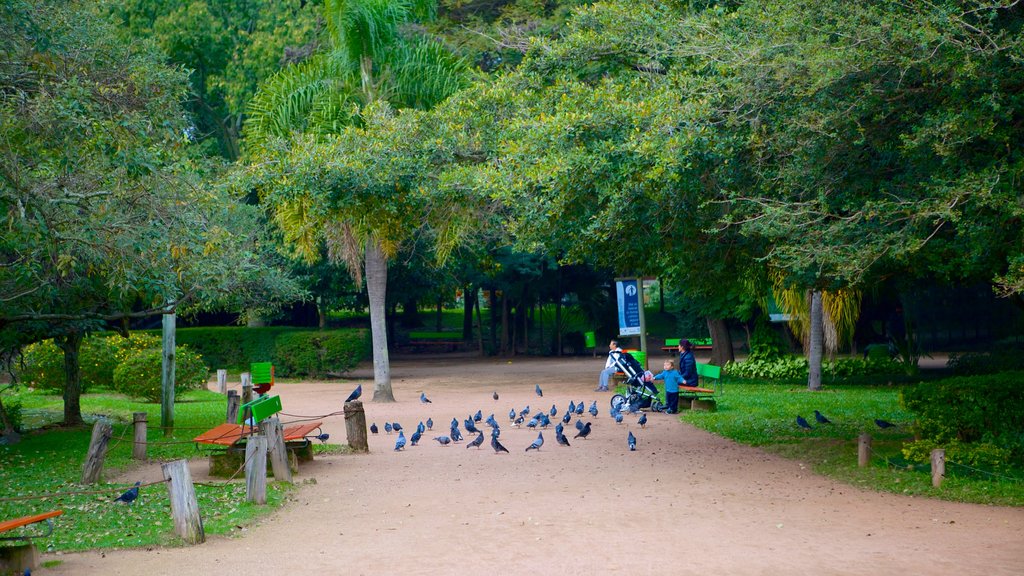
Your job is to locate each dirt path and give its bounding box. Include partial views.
[42,356,1024,575]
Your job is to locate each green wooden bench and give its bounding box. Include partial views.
[679,362,722,411]
[403,331,465,352]
[661,337,714,352]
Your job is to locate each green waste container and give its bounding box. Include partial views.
[626,350,646,369]
[584,331,596,348]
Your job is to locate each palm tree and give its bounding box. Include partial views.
[245,0,469,401]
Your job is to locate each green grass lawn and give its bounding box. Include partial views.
[0,388,300,551]
[678,381,1024,506]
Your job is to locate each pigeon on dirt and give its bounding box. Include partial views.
[575,403,584,416]
[493,391,499,401]
[434,435,451,446]
[392,422,403,433]
[562,412,571,424]
[614,412,624,424]
[384,422,393,434]
[394,431,406,451]
[568,400,576,414]
[344,385,362,403]
[527,417,539,429]
[426,418,433,431]
[450,425,463,442]
[637,413,647,428]
[556,432,571,447]
[589,401,599,418]
[814,410,832,424]
[467,432,485,449]
[549,404,557,417]
[410,429,422,446]
[536,384,543,397]
[509,408,517,421]
[474,410,483,422]
[420,392,432,404]
[370,423,379,434]
[574,422,592,439]
[491,434,509,454]
[575,419,585,432]
[525,432,544,452]
[465,418,480,434]
[114,481,141,505]
[796,415,813,430]
[417,422,426,435]
[628,431,637,451]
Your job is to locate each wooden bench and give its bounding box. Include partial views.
[679,363,722,411]
[194,421,323,477]
[0,510,64,572]
[660,338,714,353]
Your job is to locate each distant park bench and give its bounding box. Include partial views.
[402,331,467,352]
[660,337,714,353]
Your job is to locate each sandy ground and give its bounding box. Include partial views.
[39,354,1024,576]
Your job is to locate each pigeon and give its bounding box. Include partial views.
[536,384,543,397]
[555,423,564,437]
[384,422,393,434]
[575,419,585,431]
[465,418,480,434]
[344,384,362,403]
[814,410,832,424]
[628,431,636,451]
[575,402,584,416]
[420,392,432,404]
[525,432,544,451]
[370,423,379,434]
[638,413,648,428]
[392,422,403,433]
[574,422,592,439]
[474,410,482,422]
[450,425,463,442]
[451,417,459,429]
[417,421,426,435]
[527,417,539,429]
[491,427,501,439]
[556,433,571,447]
[114,481,141,505]
[493,391,499,401]
[315,433,330,443]
[549,404,557,417]
[875,418,897,429]
[486,414,499,428]
[410,429,422,446]
[522,405,531,416]
[509,408,517,421]
[539,414,551,428]
[434,435,451,446]
[589,401,598,418]
[568,400,576,414]
[513,415,525,427]
[394,430,406,451]
[614,412,624,424]
[562,411,571,424]
[467,432,485,448]
[796,415,813,430]
[491,434,509,454]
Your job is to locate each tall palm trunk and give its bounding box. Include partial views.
[366,238,394,401]
[808,290,824,391]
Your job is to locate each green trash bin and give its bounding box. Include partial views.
[584,331,596,349]
[626,350,646,370]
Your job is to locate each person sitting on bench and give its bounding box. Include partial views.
[596,339,623,392]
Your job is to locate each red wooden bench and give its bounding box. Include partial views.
[0,510,63,540]
[193,421,323,447]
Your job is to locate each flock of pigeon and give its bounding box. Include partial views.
[345,382,650,454]
[796,410,898,430]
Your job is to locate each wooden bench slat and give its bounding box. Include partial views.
[282,422,322,442]
[0,510,63,535]
[194,421,323,447]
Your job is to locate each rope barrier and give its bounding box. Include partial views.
[0,478,169,503]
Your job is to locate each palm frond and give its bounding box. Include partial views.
[273,196,323,264]
[326,0,418,64]
[383,36,471,109]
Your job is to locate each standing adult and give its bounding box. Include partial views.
[597,339,623,391]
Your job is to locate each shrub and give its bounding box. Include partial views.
[947,344,1024,376]
[726,355,808,380]
[273,330,370,377]
[902,438,1015,471]
[20,340,65,392]
[21,335,129,392]
[901,372,1024,464]
[112,346,209,402]
[2,397,24,433]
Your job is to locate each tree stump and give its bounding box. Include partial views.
[225,390,240,424]
[132,412,147,460]
[344,400,369,452]
[245,435,268,504]
[81,418,112,484]
[858,433,872,467]
[161,459,205,544]
[260,417,292,483]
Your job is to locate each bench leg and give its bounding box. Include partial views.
[0,543,38,573]
[690,398,717,412]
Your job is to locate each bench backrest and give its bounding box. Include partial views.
[238,395,282,425]
[251,362,274,385]
[696,363,721,379]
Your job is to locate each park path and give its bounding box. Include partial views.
[42,356,1024,575]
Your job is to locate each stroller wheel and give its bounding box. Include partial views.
[610,394,627,412]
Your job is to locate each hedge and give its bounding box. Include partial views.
[112,346,209,402]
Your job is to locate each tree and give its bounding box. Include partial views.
[245,0,472,401]
[0,0,302,426]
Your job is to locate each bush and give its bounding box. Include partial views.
[901,372,1024,465]
[947,344,1024,376]
[1,397,24,433]
[273,330,370,378]
[112,346,210,402]
[20,340,65,392]
[21,335,131,392]
[726,355,808,380]
[902,438,1015,471]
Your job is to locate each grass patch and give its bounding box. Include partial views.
[680,380,1024,506]
[0,388,310,551]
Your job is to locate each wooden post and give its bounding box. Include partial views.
[260,417,292,483]
[245,435,268,504]
[161,310,176,436]
[931,449,945,488]
[226,390,240,424]
[216,369,227,394]
[81,418,112,484]
[858,433,872,467]
[161,459,205,544]
[344,400,369,453]
[241,372,252,405]
[132,412,147,460]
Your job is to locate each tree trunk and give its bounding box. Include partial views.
[462,284,475,340]
[0,395,18,442]
[400,297,421,328]
[555,269,563,357]
[488,289,498,353]
[808,290,824,391]
[56,331,85,426]
[366,239,394,402]
[707,318,735,367]
[317,295,327,329]
[435,297,443,332]
[501,293,510,356]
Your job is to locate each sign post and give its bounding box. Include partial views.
[615,278,648,369]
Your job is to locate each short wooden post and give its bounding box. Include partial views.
[858,433,872,467]
[245,435,268,504]
[241,372,253,405]
[225,390,240,424]
[216,369,227,394]
[132,412,148,460]
[931,449,945,488]
[161,459,205,544]
[344,400,369,453]
[81,418,112,484]
[260,417,292,483]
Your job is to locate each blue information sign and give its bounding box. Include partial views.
[616,278,641,336]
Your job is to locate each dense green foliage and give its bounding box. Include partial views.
[947,344,1024,375]
[112,347,209,402]
[273,329,371,377]
[901,372,1024,467]
[21,334,164,393]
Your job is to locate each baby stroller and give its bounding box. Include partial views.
[608,350,664,413]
